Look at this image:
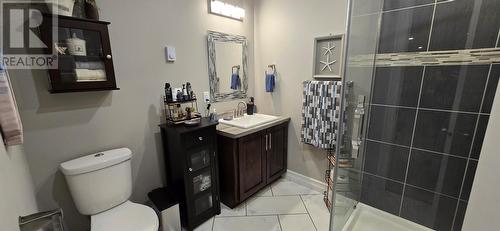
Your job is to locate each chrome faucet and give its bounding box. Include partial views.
[235,101,247,118]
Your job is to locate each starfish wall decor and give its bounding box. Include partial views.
[320,55,337,72]
[314,35,344,78]
[320,42,337,72]
[322,42,335,56]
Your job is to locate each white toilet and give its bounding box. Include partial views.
[60,148,159,231]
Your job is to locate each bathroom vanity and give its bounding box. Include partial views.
[217,117,290,208]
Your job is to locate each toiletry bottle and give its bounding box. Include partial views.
[165,83,173,102]
[247,97,255,115]
[176,104,183,119]
[173,105,179,120]
[185,107,192,120]
[182,84,188,100]
[176,90,183,101]
[186,82,192,99]
[210,108,219,121]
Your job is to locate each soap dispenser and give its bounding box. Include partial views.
[246,97,255,115]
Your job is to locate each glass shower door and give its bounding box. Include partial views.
[330,0,384,230]
[332,0,500,230]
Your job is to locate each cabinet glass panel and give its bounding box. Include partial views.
[56,28,107,83]
[194,194,213,215]
[189,148,211,172]
[192,169,212,194]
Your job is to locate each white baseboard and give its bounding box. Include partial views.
[284,170,327,193]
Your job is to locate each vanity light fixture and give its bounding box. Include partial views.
[209,0,245,21]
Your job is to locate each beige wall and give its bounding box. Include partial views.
[253,0,348,181]
[9,0,254,230]
[462,70,500,230]
[0,144,38,231]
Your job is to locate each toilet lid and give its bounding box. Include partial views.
[91,201,159,231]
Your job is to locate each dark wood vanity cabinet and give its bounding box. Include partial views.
[218,121,289,208]
[160,119,221,230]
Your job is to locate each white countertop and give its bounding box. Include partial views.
[216,116,291,139]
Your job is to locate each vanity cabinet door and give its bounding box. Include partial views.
[238,130,267,201]
[266,124,288,183]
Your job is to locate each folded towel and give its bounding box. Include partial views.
[75,69,107,82]
[0,66,23,146]
[75,61,105,70]
[265,74,275,92]
[230,73,241,90]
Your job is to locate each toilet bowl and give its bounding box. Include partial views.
[91,201,158,231]
[60,148,159,231]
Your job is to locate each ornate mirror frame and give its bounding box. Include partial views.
[207,31,248,103]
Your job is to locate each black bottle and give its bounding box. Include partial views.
[165,83,173,102]
[247,97,255,115]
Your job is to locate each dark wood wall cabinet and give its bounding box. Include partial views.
[39,15,119,93]
[218,120,289,208]
[160,119,221,230]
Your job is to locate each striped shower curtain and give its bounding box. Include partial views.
[301,81,342,149]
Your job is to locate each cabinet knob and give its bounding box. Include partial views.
[189,168,193,172]
[198,137,203,141]
[106,54,112,60]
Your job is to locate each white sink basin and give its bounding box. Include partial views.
[219,114,279,129]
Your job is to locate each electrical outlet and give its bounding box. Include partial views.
[203,91,210,102]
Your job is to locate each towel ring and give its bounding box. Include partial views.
[232,65,240,74]
[266,64,276,75]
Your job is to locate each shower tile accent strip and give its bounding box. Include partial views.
[348,47,500,67]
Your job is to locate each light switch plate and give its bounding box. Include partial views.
[165,46,176,62]
[203,91,210,102]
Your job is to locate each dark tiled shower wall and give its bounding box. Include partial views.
[378,0,500,54]
[362,65,499,231]
[359,1,500,231]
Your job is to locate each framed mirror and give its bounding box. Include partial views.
[207,31,248,102]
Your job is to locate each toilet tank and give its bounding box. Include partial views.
[60,148,133,215]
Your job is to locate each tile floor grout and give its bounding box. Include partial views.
[300,195,319,231]
[217,213,309,218]
[203,179,326,231]
[277,215,283,231]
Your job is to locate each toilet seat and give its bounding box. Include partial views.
[91,201,159,231]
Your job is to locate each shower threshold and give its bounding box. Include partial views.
[341,203,433,231]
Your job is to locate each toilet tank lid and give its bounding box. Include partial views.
[60,148,132,176]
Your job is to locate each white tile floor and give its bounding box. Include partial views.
[195,178,330,231]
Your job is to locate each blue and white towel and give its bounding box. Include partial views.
[301,81,342,149]
[265,67,276,92]
[265,74,275,92]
